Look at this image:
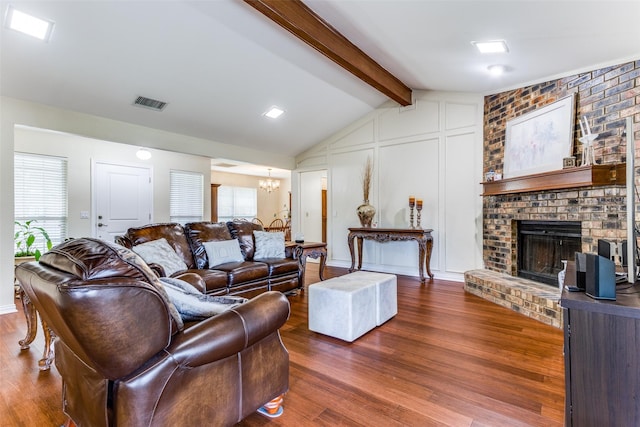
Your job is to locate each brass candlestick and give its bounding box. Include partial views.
[409,197,415,228]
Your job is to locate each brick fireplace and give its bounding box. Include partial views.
[464,59,639,328]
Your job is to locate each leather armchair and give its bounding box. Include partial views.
[15,238,290,427]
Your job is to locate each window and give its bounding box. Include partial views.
[14,152,68,251]
[217,186,257,222]
[170,170,204,224]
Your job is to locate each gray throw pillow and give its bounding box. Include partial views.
[132,238,188,277]
[203,239,245,267]
[253,230,285,259]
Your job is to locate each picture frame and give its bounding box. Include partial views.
[503,93,575,178]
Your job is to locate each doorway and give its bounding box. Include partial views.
[299,170,327,243]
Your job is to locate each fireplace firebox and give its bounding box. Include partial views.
[517,220,582,286]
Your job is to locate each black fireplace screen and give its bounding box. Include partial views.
[517,220,582,286]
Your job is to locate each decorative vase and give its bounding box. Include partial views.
[357,200,376,227]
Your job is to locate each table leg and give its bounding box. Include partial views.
[356,237,363,270]
[418,240,426,283]
[348,233,356,272]
[425,238,434,279]
[318,252,326,280]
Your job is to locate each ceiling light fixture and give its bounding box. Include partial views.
[263,106,285,119]
[488,64,507,76]
[4,6,55,41]
[259,169,280,193]
[136,148,152,160]
[472,40,509,54]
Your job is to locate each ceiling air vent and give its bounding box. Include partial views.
[133,96,167,111]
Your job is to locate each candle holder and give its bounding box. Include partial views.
[409,200,415,228]
[579,133,598,166]
[416,204,423,229]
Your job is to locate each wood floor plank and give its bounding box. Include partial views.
[1,264,565,426]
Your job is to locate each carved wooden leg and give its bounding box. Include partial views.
[38,320,55,371]
[258,394,284,418]
[18,287,37,350]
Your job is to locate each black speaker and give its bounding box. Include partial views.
[585,253,616,300]
[575,252,587,291]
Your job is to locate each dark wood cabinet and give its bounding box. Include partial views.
[561,289,640,426]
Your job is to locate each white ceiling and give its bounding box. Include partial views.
[2,1,640,175]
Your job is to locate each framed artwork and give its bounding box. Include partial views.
[503,94,575,178]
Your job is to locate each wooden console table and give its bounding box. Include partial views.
[347,227,434,283]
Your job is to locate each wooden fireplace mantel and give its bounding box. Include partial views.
[482,163,626,196]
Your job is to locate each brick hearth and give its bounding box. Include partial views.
[464,269,562,328]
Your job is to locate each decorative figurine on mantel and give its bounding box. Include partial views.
[579,115,598,166]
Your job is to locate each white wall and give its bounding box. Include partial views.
[15,127,212,238]
[0,97,296,314]
[211,170,291,224]
[294,91,484,282]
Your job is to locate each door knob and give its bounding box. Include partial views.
[97,223,107,227]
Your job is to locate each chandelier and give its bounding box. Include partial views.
[259,169,280,193]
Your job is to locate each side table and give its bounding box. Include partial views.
[289,241,327,284]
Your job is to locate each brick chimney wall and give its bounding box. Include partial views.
[483,60,640,275]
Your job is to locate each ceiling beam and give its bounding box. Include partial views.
[243,0,413,106]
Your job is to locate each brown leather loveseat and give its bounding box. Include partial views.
[15,237,290,426]
[116,220,301,298]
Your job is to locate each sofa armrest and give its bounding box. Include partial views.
[166,291,290,367]
[173,272,206,290]
[147,262,166,277]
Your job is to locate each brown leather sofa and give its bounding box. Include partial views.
[15,237,290,427]
[116,220,301,298]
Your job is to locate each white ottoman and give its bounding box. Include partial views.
[308,271,397,342]
[348,271,397,325]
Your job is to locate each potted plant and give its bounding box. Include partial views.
[14,220,53,261]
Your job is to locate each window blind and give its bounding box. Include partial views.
[170,170,204,224]
[14,152,68,251]
[217,186,257,222]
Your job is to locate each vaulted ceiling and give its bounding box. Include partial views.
[2,0,639,165]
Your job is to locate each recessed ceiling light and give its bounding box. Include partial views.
[4,6,55,42]
[263,106,285,119]
[472,40,509,54]
[488,64,507,76]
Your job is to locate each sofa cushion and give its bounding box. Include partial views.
[253,231,285,259]
[184,222,234,269]
[261,257,300,277]
[203,239,245,268]
[213,261,269,287]
[132,238,188,276]
[226,220,263,260]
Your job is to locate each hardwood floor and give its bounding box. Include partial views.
[1,264,565,426]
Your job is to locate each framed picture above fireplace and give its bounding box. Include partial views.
[503,93,575,178]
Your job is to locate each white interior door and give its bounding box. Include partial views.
[94,162,152,242]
